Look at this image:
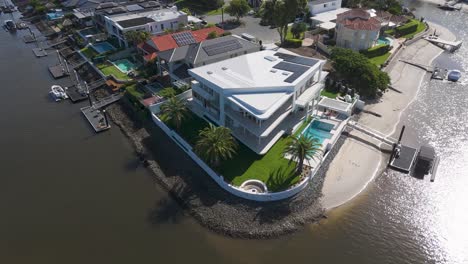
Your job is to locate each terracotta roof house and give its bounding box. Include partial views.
[335,9,382,51]
[137,27,225,62]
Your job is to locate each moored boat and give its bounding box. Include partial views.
[3,19,16,31]
[447,70,461,82]
[49,85,68,101]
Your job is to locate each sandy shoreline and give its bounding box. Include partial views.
[321,22,457,210]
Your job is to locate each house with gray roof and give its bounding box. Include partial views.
[157,35,261,83]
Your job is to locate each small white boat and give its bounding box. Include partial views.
[447,70,461,82]
[49,85,68,101]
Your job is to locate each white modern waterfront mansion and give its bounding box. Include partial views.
[188,50,326,154]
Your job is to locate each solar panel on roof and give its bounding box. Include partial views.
[172,32,196,46]
[202,39,242,56]
[274,52,318,67]
[273,61,309,83]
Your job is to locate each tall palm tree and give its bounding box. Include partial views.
[160,97,187,129]
[195,124,238,167]
[283,135,322,174]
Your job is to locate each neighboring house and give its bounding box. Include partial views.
[335,9,381,51]
[308,0,342,15]
[157,35,261,82]
[137,26,225,62]
[96,5,188,47]
[188,50,325,154]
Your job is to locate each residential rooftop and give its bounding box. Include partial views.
[189,50,321,90]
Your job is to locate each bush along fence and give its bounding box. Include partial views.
[394,20,419,37]
[360,44,391,58]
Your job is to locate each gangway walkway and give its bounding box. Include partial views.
[423,35,462,51]
[347,120,397,146]
[91,94,122,110]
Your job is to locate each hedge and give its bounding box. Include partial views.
[395,21,418,37]
[284,38,302,48]
[361,44,391,58]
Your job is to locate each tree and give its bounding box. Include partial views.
[330,47,390,98]
[195,124,238,167]
[225,0,250,23]
[160,97,188,129]
[290,22,307,39]
[124,30,151,46]
[272,0,307,46]
[181,7,191,15]
[283,135,322,174]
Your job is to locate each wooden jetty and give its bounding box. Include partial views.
[23,34,36,43]
[80,94,122,132]
[48,50,70,79]
[81,107,111,132]
[32,48,47,57]
[66,85,88,102]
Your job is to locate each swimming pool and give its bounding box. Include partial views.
[79,28,99,39]
[113,59,137,73]
[47,12,63,20]
[302,120,334,144]
[91,42,116,54]
[377,37,392,46]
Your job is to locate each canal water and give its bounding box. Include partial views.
[1,2,467,263]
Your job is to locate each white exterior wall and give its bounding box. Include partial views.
[104,13,188,47]
[308,0,342,15]
[335,24,379,51]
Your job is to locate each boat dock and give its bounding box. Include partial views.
[347,121,397,146]
[389,145,419,173]
[424,35,463,52]
[48,50,70,79]
[66,85,88,102]
[32,48,47,57]
[80,94,122,132]
[81,107,111,132]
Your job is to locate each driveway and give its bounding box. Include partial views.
[204,14,280,44]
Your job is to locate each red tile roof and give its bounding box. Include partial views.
[337,9,381,31]
[139,27,225,62]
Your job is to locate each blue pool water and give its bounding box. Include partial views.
[91,42,116,54]
[377,37,391,46]
[113,59,136,73]
[46,12,64,20]
[302,120,333,144]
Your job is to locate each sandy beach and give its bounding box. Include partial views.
[321,22,456,210]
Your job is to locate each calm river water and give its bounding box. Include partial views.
[1,2,467,263]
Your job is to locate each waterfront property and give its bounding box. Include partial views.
[335,9,382,51]
[137,26,225,63]
[188,50,326,155]
[98,6,188,47]
[157,35,261,83]
[91,41,116,54]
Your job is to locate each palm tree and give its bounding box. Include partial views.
[283,135,322,174]
[124,30,151,46]
[160,97,187,129]
[194,124,238,167]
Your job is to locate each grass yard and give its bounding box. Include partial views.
[400,19,426,39]
[286,25,305,40]
[161,111,210,146]
[321,89,339,99]
[80,46,97,59]
[125,83,145,99]
[97,63,132,80]
[368,52,391,67]
[219,120,311,192]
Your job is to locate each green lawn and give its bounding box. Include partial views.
[125,83,144,99]
[80,47,97,59]
[286,25,305,40]
[97,63,132,80]
[218,120,311,192]
[161,111,210,146]
[321,89,339,99]
[400,19,427,39]
[368,52,391,67]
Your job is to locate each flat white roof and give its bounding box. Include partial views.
[318,97,352,113]
[318,21,336,30]
[189,50,322,89]
[228,92,292,119]
[109,8,183,23]
[311,8,349,23]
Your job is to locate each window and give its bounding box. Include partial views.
[161,24,164,30]
[361,32,366,39]
[332,2,336,5]
[323,4,327,7]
